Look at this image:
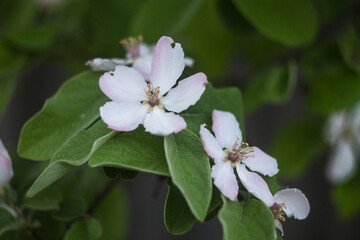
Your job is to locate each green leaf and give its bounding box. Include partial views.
[64,218,102,240]
[164,129,212,221]
[89,128,169,176]
[308,68,360,113]
[52,196,87,221]
[26,121,116,197]
[243,63,297,112]
[269,118,325,178]
[93,187,129,240]
[131,0,204,42]
[332,171,360,218]
[181,84,243,134]
[164,179,196,234]
[338,24,360,74]
[5,25,57,52]
[18,71,106,160]
[23,187,63,211]
[231,0,318,47]
[218,198,275,240]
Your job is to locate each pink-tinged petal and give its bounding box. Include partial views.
[236,164,275,207]
[199,124,226,163]
[326,141,356,184]
[184,57,194,67]
[86,58,130,71]
[133,55,152,81]
[274,188,310,220]
[242,147,279,177]
[326,112,345,144]
[0,139,13,188]
[99,66,147,103]
[163,72,207,113]
[100,101,149,131]
[143,106,186,136]
[275,220,284,236]
[150,36,185,95]
[212,161,239,201]
[212,110,242,149]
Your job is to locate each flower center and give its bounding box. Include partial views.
[226,138,254,165]
[270,203,286,222]
[120,35,143,59]
[144,82,161,107]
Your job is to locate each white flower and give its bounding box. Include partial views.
[86,36,194,80]
[199,110,278,203]
[325,103,360,184]
[99,36,207,136]
[267,188,310,237]
[0,139,13,189]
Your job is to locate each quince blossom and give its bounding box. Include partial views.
[99,36,207,136]
[86,36,194,80]
[0,139,13,188]
[199,110,278,204]
[266,188,310,236]
[325,103,360,184]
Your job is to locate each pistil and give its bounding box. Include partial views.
[227,138,254,164]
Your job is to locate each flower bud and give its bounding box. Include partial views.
[0,139,14,188]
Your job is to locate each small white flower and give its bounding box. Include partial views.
[86,36,194,80]
[0,139,14,189]
[199,110,278,204]
[267,188,310,237]
[325,103,360,184]
[99,36,207,136]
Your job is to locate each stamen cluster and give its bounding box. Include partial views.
[227,137,254,163]
[270,203,286,222]
[120,36,143,59]
[144,82,160,107]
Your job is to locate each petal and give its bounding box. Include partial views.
[0,140,13,188]
[274,188,310,220]
[184,57,194,67]
[163,72,208,113]
[236,164,275,207]
[275,220,284,236]
[242,147,279,177]
[212,110,242,149]
[86,58,130,71]
[99,66,147,102]
[143,107,186,136]
[100,101,149,131]
[133,56,152,81]
[326,112,345,144]
[326,141,356,184]
[138,43,152,57]
[199,124,226,163]
[212,161,239,201]
[150,36,185,95]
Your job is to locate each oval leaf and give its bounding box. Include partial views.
[18,71,106,160]
[64,218,102,240]
[89,128,169,176]
[219,198,275,240]
[164,179,196,234]
[164,129,212,221]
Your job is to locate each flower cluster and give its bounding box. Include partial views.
[90,35,310,236]
[325,103,360,184]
